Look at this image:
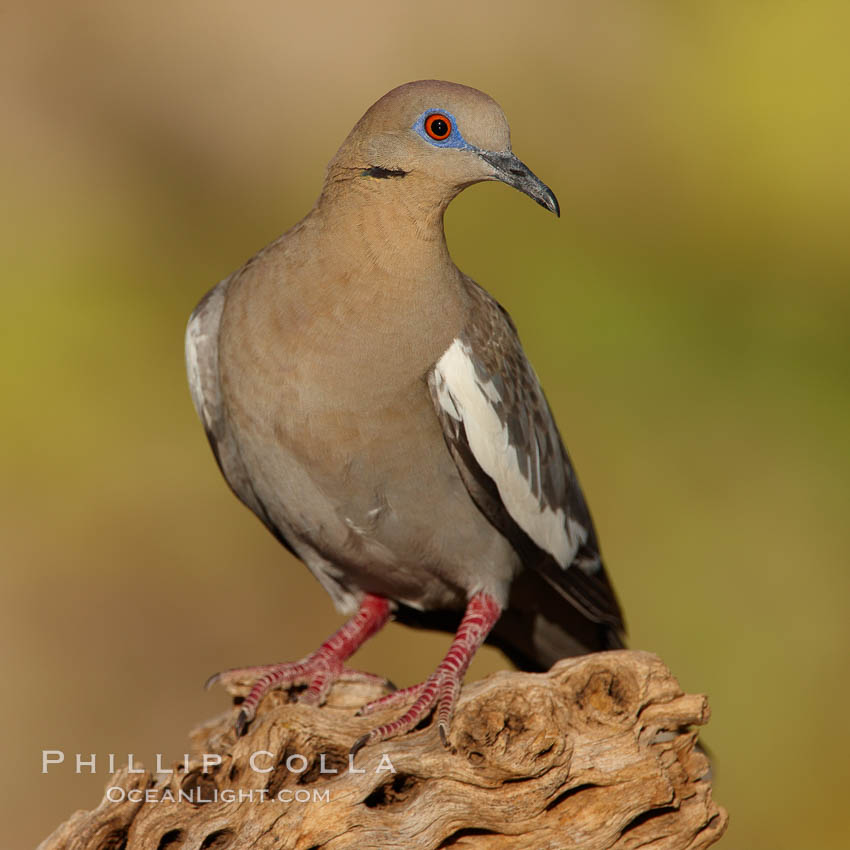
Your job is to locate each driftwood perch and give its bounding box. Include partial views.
[39,650,727,849]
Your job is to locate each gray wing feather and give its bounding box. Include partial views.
[429,280,624,631]
[185,277,294,550]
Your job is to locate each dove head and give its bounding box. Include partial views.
[323,80,559,217]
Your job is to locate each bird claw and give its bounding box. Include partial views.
[352,667,462,752]
[349,732,371,757]
[209,594,497,747]
[204,655,339,735]
[235,708,250,738]
[205,657,393,736]
[351,593,502,750]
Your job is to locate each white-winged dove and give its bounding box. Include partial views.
[186,80,624,753]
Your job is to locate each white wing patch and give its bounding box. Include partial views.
[435,339,582,568]
[185,305,215,432]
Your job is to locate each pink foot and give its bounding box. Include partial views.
[207,594,390,736]
[351,592,501,754]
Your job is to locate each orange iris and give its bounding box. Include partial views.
[425,114,452,141]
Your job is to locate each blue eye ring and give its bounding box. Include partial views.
[412,109,474,150]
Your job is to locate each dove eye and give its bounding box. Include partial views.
[425,114,452,141]
[413,109,469,150]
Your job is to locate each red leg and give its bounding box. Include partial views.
[351,592,502,754]
[208,593,390,735]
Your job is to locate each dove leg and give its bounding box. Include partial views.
[209,593,391,735]
[352,591,501,753]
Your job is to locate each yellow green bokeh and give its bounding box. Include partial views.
[2,3,847,847]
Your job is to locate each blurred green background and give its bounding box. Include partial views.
[2,2,848,847]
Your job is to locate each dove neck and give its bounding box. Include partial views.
[316,173,457,277]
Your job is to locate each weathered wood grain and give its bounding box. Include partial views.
[39,650,727,850]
